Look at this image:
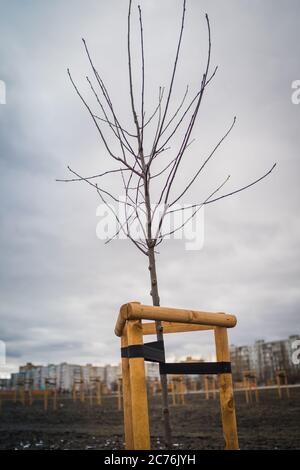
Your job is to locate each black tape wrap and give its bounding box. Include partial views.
[121,340,231,375]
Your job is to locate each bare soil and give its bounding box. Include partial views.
[0,388,299,450]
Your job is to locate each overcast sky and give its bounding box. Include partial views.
[0,0,299,374]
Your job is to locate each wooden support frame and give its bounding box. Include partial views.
[243,370,259,404]
[117,377,122,411]
[170,375,186,406]
[275,370,290,399]
[44,378,57,411]
[115,302,239,450]
[88,378,103,406]
[96,379,102,405]
[203,375,218,400]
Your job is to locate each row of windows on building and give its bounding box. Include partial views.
[230,335,300,383]
[0,361,160,391]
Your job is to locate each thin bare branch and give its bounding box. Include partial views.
[152,0,187,152]
[82,39,137,149]
[138,4,145,144]
[56,168,131,183]
[204,163,277,205]
[67,69,142,176]
[142,86,165,129]
[127,0,143,160]
[170,116,236,206]
[93,114,137,138]
[156,174,231,241]
[159,15,213,205]
[160,84,189,137]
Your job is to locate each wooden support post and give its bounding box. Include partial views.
[80,380,85,403]
[121,326,133,450]
[285,374,290,398]
[89,385,93,406]
[117,378,122,411]
[53,389,57,410]
[254,378,259,403]
[127,319,150,450]
[276,373,282,399]
[44,389,48,412]
[276,371,289,399]
[248,378,252,403]
[96,381,102,406]
[204,376,209,400]
[243,375,249,404]
[171,379,176,406]
[180,377,185,405]
[212,377,217,400]
[20,386,25,405]
[214,327,239,450]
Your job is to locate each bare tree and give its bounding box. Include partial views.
[58,0,276,448]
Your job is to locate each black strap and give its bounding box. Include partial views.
[121,342,231,375]
[121,341,165,363]
[159,361,231,375]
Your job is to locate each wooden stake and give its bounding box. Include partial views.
[180,377,185,405]
[44,389,48,412]
[89,385,93,406]
[72,383,76,402]
[171,379,176,406]
[212,377,216,400]
[276,371,289,399]
[96,380,102,406]
[53,388,57,411]
[80,380,85,403]
[117,378,122,411]
[204,376,209,400]
[121,326,134,450]
[285,374,290,398]
[127,319,150,450]
[214,327,239,450]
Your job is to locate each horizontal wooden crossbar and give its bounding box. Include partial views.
[115,303,237,337]
[142,321,214,335]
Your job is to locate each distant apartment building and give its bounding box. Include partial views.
[230,334,300,384]
[7,362,121,392]
[145,362,159,380]
[105,364,121,389]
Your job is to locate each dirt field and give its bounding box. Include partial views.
[0,388,299,450]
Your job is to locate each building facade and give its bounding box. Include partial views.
[230,334,300,384]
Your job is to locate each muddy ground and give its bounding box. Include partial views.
[0,388,299,450]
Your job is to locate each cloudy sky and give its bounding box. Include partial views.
[0,0,299,374]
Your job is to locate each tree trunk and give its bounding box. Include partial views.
[148,245,172,448]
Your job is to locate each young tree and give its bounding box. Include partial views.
[58,0,275,448]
